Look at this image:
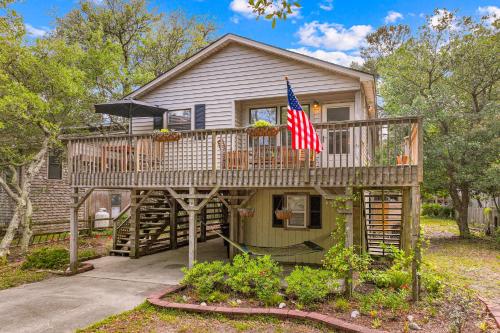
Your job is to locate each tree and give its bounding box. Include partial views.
[361,10,500,237]
[247,0,301,28]
[55,0,216,98]
[0,2,90,258]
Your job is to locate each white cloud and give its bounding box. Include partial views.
[289,47,363,67]
[478,6,500,25]
[230,16,240,24]
[319,0,333,11]
[384,11,403,23]
[296,21,372,51]
[429,9,456,29]
[25,24,50,38]
[229,0,301,19]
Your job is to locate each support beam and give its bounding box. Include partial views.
[229,206,238,259]
[129,189,140,258]
[69,188,79,274]
[188,187,197,268]
[411,185,421,302]
[169,198,177,249]
[343,187,354,298]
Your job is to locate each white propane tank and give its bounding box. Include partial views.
[94,208,110,228]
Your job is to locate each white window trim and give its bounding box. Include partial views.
[285,194,308,229]
[322,102,355,122]
[165,108,193,131]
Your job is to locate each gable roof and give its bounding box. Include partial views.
[126,34,376,108]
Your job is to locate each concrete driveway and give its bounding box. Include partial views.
[0,239,227,333]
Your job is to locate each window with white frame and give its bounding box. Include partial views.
[167,109,191,131]
[286,194,307,228]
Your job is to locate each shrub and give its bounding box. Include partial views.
[322,244,372,278]
[21,247,69,270]
[225,254,282,304]
[422,203,454,218]
[181,260,229,299]
[358,288,410,314]
[333,297,350,312]
[363,269,411,290]
[421,270,444,295]
[205,290,229,303]
[285,266,338,305]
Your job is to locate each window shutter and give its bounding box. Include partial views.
[194,104,206,129]
[272,195,284,228]
[309,195,322,229]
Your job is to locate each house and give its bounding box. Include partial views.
[65,34,422,283]
[0,141,130,237]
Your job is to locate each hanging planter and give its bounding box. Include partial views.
[275,209,293,220]
[246,120,279,137]
[153,129,181,142]
[238,208,255,218]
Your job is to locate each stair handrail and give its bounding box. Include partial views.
[112,204,131,249]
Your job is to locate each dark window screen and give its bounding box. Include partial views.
[272,195,284,228]
[309,195,322,229]
[48,151,62,179]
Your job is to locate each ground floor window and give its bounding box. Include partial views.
[272,194,322,229]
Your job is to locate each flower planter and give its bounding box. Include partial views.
[153,132,181,142]
[238,208,255,218]
[396,155,409,165]
[275,209,293,220]
[247,126,279,137]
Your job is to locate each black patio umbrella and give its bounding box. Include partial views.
[94,99,168,134]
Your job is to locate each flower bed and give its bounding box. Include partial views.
[154,253,496,332]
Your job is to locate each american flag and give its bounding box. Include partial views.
[286,79,323,153]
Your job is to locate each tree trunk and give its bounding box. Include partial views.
[449,186,471,238]
[0,204,23,259]
[20,196,33,254]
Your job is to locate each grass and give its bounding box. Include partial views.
[0,264,49,290]
[421,216,500,299]
[77,302,332,333]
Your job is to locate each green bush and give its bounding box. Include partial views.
[285,266,338,305]
[363,269,411,289]
[181,260,229,299]
[226,254,282,304]
[332,297,350,312]
[322,244,372,278]
[422,203,454,218]
[421,270,444,295]
[358,288,410,314]
[22,247,69,270]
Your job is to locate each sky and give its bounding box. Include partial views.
[12,0,500,66]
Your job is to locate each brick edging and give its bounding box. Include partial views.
[478,296,500,328]
[147,285,387,333]
[63,263,94,276]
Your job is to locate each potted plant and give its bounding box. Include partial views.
[275,209,293,220]
[246,120,279,137]
[238,207,255,218]
[152,128,181,142]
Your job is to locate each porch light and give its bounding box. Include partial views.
[312,101,321,114]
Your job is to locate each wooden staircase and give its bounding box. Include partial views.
[363,189,403,256]
[110,191,227,257]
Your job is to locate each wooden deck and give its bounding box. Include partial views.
[66,117,422,189]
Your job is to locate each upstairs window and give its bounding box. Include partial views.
[167,109,191,131]
[153,114,164,130]
[48,150,62,180]
[249,107,277,145]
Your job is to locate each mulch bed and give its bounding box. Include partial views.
[152,285,497,333]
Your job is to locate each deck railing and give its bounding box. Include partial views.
[66,117,422,188]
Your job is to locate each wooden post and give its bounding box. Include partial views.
[69,188,79,274]
[402,187,412,253]
[200,206,207,242]
[188,187,197,268]
[229,206,238,259]
[169,198,177,249]
[129,189,140,258]
[344,187,354,298]
[211,131,217,184]
[411,185,421,302]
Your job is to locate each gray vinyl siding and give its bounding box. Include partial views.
[133,43,361,134]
